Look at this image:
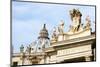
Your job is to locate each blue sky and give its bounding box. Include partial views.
[12,1,95,53]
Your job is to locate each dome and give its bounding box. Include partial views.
[38,24,49,39]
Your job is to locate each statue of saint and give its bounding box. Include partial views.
[25,45,31,54]
[85,16,91,29]
[52,27,57,38]
[31,42,36,53]
[20,44,24,53]
[58,20,64,34]
[28,45,31,54]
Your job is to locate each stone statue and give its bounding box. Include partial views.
[31,42,36,53]
[51,27,58,41]
[20,44,24,53]
[52,27,57,38]
[26,45,31,54]
[25,46,29,53]
[20,45,25,61]
[69,9,82,32]
[85,16,91,29]
[29,45,32,54]
[58,20,64,34]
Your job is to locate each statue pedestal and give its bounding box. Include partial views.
[51,37,57,43]
[58,34,65,41]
